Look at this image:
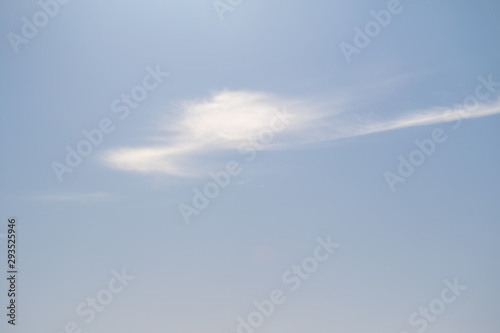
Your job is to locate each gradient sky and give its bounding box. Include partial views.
[1,0,500,332]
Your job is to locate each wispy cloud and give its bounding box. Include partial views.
[34,192,114,203]
[101,90,320,176]
[308,98,500,142]
[100,90,500,177]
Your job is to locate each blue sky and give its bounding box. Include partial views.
[1,0,500,332]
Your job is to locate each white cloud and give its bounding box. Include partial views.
[100,90,500,177]
[310,98,500,141]
[101,90,317,176]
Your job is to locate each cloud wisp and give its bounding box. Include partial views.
[101,90,320,177]
[32,192,114,203]
[309,98,500,143]
[100,89,500,177]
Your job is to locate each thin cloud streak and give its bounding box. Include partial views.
[33,192,114,202]
[101,91,500,177]
[306,98,500,142]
